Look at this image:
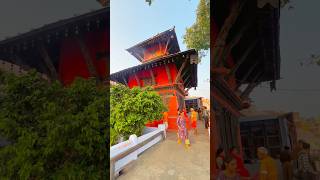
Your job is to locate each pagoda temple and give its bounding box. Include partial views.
[0,7,109,86]
[110,28,198,130]
[211,0,282,176]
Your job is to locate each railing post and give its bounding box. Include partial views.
[110,160,115,180]
[158,124,166,139]
[129,134,138,160]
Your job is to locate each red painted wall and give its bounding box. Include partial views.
[59,29,108,85]
[127,63,188,130]
[128,63,178,88]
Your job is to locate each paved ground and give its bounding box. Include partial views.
[117,120,210,180]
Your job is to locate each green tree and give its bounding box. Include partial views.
[0,70,108,179]
[183,0,210,59]
[110,84,166,146]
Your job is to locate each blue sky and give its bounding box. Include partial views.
[110,0,210,99]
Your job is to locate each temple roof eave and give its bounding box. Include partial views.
[110,49,198,89]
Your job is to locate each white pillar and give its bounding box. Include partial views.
[158,124,166,139]
[129,134,138,160]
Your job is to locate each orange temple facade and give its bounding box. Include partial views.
[111,28,198,130]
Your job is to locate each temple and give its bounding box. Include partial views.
[110,28,198,130]
[0,7,109,85]
[211,0,282,176]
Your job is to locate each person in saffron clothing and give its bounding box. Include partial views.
[256,147,278,180]
[229,147,251,179]
[177,109,190,148]
[190,108,198,135]
[163,111,169,130]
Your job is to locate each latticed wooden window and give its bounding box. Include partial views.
[160,94,171,110]
[142,77,153,87]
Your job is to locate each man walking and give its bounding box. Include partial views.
[202,106,209,129]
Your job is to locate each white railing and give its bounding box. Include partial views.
[110,124,166,180]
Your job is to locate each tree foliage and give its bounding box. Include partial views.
[183,0,210,59]
[110,84,166,146]
[0,70,108,179]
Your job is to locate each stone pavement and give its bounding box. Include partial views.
[118,120,210,180]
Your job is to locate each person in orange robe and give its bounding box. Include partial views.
[190,108,198,135]
[163,111,168,130]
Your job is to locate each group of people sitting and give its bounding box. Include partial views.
[215,140,319,180]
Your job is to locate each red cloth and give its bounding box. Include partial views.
[230,152,250,177]
[191,121,197,128]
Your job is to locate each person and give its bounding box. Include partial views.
[229,146,250,178]
[279,146,293,180]
[292,139,306,174]
[202,106,209,129]
[217,156,241,180]
[296,142,317,180]
[163,111,169,130]
[190,108,198,135]
[197,108,202,121]
[257,147,278,180]
[176,109,190,149]
[216,148,226,173]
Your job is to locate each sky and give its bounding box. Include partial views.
[250,0,320,118]
[110,0,210,99]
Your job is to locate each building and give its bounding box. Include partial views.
[185,97,203,111]
[239,112,298,160]
[211,0,282,175]
[0,7,109,86]
[110,28,198,130]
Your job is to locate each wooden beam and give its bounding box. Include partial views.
[185,87,192,95]
[76,37,100,81]
[134,74,141,87]
[164,37,171,53]
[164,64,172,83]
[177,66,189,83]
[240,72,262,98]
[212,0,248,67]
[174,60,188,83]
[236,61,260,89]
[122,76,128,86]
[240,82,260,99]
[39,43,58,80]
[228,40,258,77]
[135,51,145,62]
[149,69,156,85]
[212,67,230,75]
[217,23,251,67]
